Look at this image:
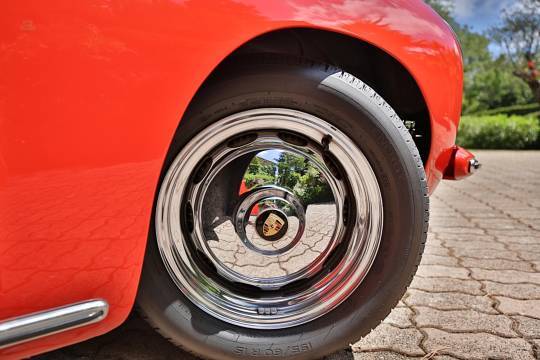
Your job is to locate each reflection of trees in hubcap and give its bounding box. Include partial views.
[244,150,333,206]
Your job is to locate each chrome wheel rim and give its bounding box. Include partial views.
[156,108,383,329]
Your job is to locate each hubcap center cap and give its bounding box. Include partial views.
[255,209,288,241]
[233,185,305,256]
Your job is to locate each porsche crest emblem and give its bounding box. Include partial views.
[262,213,285,237]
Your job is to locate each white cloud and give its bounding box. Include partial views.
[453,0,475,19]
[450,0,517,32]
[477,0,516,18]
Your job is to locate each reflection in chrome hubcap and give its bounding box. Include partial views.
[156,108,383,329]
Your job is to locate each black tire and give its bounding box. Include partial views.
[137,55,428,360]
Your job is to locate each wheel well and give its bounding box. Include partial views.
[205,28,431,163]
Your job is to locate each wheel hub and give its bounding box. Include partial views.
[233,185,305,256]
[155,108,383,329]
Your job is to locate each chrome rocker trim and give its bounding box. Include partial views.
[0,299,108,349]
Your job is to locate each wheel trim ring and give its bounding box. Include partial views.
[156,108,383,329]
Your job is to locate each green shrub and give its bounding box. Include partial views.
[456,114,539,149]
[244,173,274,188]
[475,103,540,117]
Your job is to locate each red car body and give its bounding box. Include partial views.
[0,1,465,358]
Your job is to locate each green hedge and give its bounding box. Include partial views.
[456,114,539,149]
[475,103,540,117]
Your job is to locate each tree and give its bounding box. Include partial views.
[245,156,276,188]
[491,0,540,103]
[426,0,534,112]
[276,153,306,190]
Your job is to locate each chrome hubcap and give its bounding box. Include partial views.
[156,108,383,329]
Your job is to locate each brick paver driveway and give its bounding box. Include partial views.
[37,151,540,360]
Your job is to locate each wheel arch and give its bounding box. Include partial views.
[186,28,431,165]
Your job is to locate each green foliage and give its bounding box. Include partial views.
[529,110,540,118]
[247,156,275,178]
[489,0,540,66]
[457,115,540,149]
[462,58,533,113]
[426,0,536,113]
[476,103,540,116]
[275,152,333,205]
[244,156,276,188]
[291,166,333,206]
[489,0,540,104]
[244,172,274,188]
[244,152,333,205]
[276,153,307,190]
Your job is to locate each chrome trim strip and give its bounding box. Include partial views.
[0,299,108,349]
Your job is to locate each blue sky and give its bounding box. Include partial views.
[449,0,518,54]
[451,0,515,33]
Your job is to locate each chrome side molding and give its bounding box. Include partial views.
[0,299,108,349]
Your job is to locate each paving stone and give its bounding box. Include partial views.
[517,251,540,261]
[496,297,540,318]
[415,307,516,337]
[423,328,534,360]
[472,218,527,230]
[452,247,520,260]
[352,351,408,359]
[429,218,474,228]
[466,211,509,218]
[443,239,506,250]
[512,315,540,338]
[532,340,540,356]
[415,265,469,279]
[503,236,540,244]
[406,289,496,314]
[396,301,407,308]
[419,254,459,267]
[460,258,533,271]
[382,307,413,328]
[471,268,540,284]
[483,281,540,299]
[506,242,540,252]
[409,277,483,295]
[437,227,485,235]
[423,245,450,256]
[352,324,424,356]
[437,233,499,242]
[424,238,444,247]
[488,229,540,238]
[505,210,540,220]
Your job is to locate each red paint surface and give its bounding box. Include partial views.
[0,1,463,358]
[239,180,259,215]
[443,146,476,180]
